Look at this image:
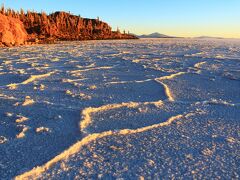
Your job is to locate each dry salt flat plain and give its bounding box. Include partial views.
[0,38,239,179]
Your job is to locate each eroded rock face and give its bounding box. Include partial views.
[0,14,27,46]
[20,11,137,41]
[0,8,137,46]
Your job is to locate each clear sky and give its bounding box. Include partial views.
[1,0,240,38]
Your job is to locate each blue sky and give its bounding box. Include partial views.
[1,0,240,38]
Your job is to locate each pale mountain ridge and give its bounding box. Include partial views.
[137,32,174,38]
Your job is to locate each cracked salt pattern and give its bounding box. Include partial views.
[0,38,239,179]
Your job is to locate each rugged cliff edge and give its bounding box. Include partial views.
[0,14,27,47]
[0,7,137,46]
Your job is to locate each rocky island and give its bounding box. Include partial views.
[0,6,137,47]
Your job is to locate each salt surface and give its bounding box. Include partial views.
[0,38,239,179]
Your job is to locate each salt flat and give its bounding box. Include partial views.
[0,38,239,179]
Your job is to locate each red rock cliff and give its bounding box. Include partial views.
[0,7,137,45]
[0,14,27,46]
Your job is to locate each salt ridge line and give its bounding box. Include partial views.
[0,93,17,100]
[15,113,185,179]
[80,101,164,133]
[194,61,206,69]
[154,72,186,102]
[106,72,186,101]
[21,72,55,85]
[157,81,174,102]
[106,72,186,102]
[106,79,152,85]
[157,72,186,81]
[5,72,55,89]
[76,63,95,69]
[62,78,89,83]
[20,57,38,61]
[202,99,237,107]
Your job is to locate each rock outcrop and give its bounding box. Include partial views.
[0,6,137,46]
[0,14,27,46]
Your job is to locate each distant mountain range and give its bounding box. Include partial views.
[136,32,175,38]
[136,33,226,39]
[195,36,224,39]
